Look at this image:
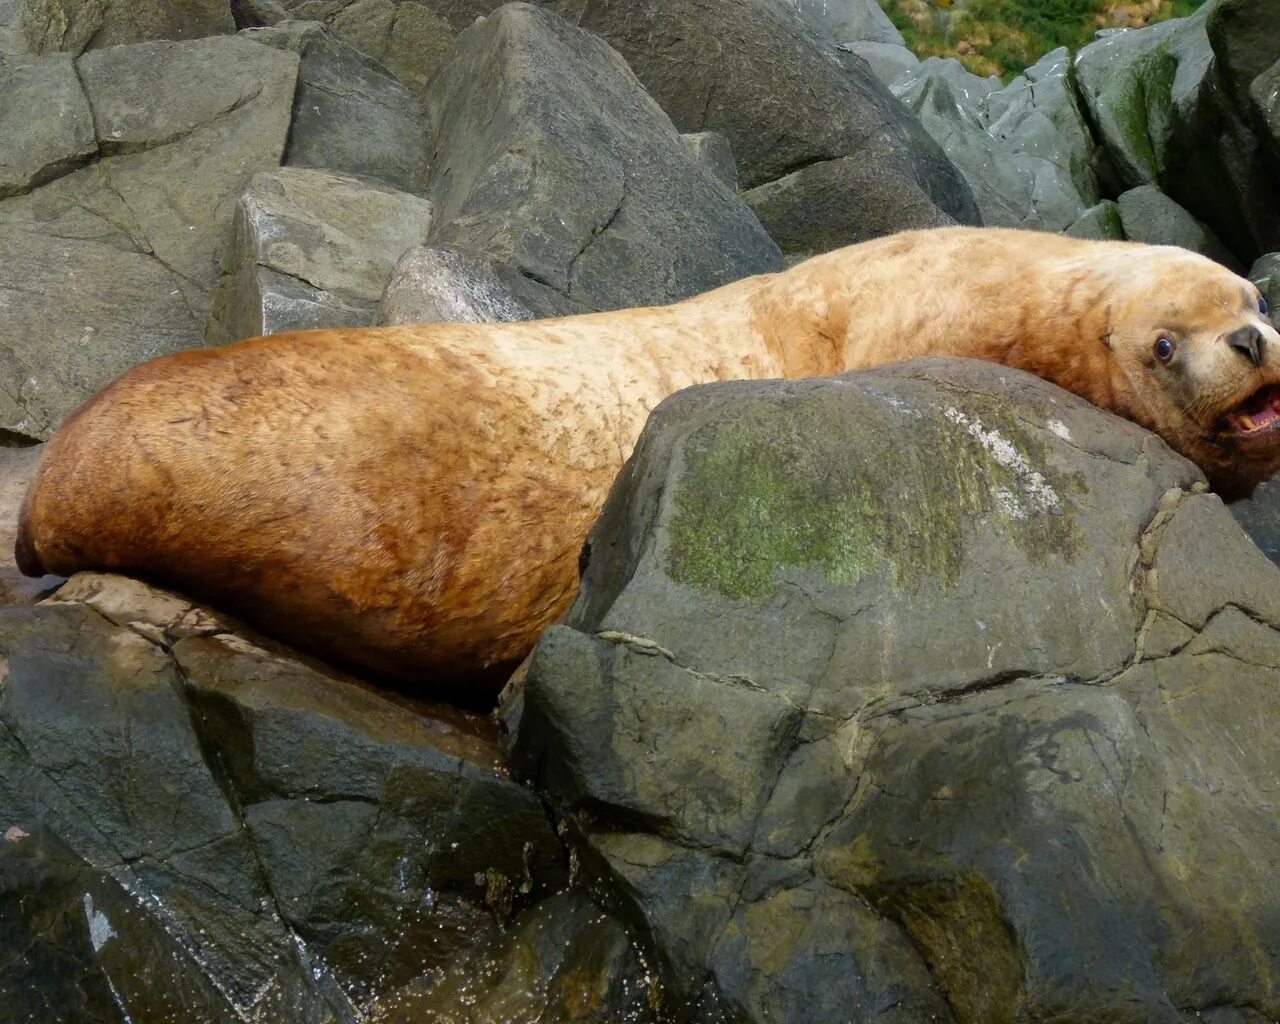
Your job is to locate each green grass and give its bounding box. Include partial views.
[882,0,1209,79]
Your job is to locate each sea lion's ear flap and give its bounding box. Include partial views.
[1100,331,1113,350]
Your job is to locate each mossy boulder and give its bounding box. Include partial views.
[509,358,1280,1022]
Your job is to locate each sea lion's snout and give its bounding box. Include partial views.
[1225,324,1265,367]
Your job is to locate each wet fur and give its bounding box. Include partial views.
[17,227,1277,688]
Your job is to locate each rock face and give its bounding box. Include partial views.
[252,0,458,101]
[247,21,431,193]
[426,3,781,311]
[509,358,1280,1022]
[0,573,662,1022]
[209,167,433,343]
[1073,4,1280,265]
[20,0,235,54]
[893,49,1101,232]
[0,35,298,439]
[379,245,581,326]
[1116,184,1239,269]
[0,54,95,198]
[786,0,905,46]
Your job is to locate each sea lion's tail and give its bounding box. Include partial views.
[14,491,44,577]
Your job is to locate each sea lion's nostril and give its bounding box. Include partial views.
[1227,325,1264,366]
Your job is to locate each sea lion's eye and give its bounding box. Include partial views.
[1261,295,1270,317]
[1154,336,1175,363]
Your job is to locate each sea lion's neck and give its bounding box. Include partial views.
[749,238,1136,419]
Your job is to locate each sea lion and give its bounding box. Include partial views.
[16,227,1279,690]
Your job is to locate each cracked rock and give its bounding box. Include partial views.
[0,34,298,439]
[540,0,978,261]
[892,49,1101,233]
[257,0,457,102]
[425,3,780,312]
[20,0,235,55]
[208,166,433,343]
[0,53,95,199]
[508,358,1280,1022]
[1074,4,1280,264]
[378,245,582,326]
[245,20,431,193]
[0,572,646,1022]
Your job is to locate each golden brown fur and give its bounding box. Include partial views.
[16,228,1279,689]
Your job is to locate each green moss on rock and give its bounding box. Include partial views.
[666,391,1082,600]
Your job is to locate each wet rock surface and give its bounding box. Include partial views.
[509,358,1280,1023]
[0,573,661,1022]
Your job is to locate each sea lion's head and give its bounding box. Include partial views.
[1104,248,1279,500]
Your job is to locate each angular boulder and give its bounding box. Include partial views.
[1066,199,1125,240]
[421,0,967,262]
[426,3,781,311]
[209,167,433,343]
[1116,184,1240,269]
[1074,6,1280,264]
[510,358,1280,1022]
[0,572,586,1021]
[0,35,298,438]
[256,0,457,101]
[246,21,431,193]
[894,50,1101,232]
[378,245,582,326]
[842,38,920,84]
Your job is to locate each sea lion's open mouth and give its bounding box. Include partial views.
[1220,383,1280,438]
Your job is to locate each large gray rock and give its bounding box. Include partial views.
[210,167,433,343]
[1074,7,1279,264]
[246,20,431,193]
[1073,16,1213,192]
[1206,0,1280,109]
[0,36,298,438]
[379,245,581,325]
[0,572,589,1022]
[252,0,979,259]
[0,0,26,52]
[371,889,659,1022]
[1066,199,1125,240]
[254,0,457,101]
[841,38,919,85]
[680,131,738,192]
[426,3,781,312]
[1117,184,1240,269]
[785,0,905,46]
[20,0,235,54]
[509,358,1280,1022]
[893,50,1100,232]
[0,53,95,198]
